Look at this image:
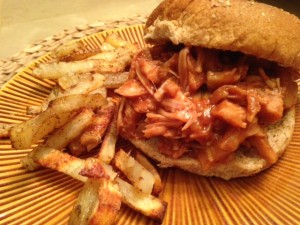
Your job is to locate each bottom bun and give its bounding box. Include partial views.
[129,107,296,180]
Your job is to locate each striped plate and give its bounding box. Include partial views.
[0,24,300,225]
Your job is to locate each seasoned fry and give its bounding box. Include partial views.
[10,94,107,149]
[62,74,105,96]
[45,108,94,150]
[28,108,93,169]
[114,149,155,194]
[98,104,118,164]
[116,178,167,222]
[68,139,87,157]
[80,103,115,151]
[135,152,163,195]
[26,147,116,180]
[33,50,135,80]
[58,73,90,90]
[52,40,100,62]
[22,146,166,222]
[12,33,167,224]
[103,72,129,89]
[68,178,122,225]
[89,87,107,98]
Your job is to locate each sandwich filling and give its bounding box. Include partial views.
[115,44,297,169]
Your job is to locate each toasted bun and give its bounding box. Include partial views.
[144,0,300,70]
[129,107,295,180]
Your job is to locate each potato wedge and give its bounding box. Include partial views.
[135,152,163,195]
[45,108,94,150]
[11,94,107,149]
[68,178,122,225]
[114,149,155,194]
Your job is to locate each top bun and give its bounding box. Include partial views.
[144,0,300,70]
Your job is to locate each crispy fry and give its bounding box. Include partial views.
[103,72,129,89]
[68,178,122,225]
[26,147,116,180]
[62,74,105,95]
[52,40,100,62]
[80,103,115,151]
[22,146,166,221]
[135,152,163,195]
[10,94,107,149]
[45,108,94,150]
[98,105,118,164]
[114,149,155,194]
[116,178,167,222]
[33,51,135,80]
[13,33,167,224]
[68,139,87,157]
[89,87,107,98]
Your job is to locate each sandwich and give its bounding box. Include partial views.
[115,0,300,180]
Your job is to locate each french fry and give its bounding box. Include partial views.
[10,94,107,149]
[98,104,118,164]
[80,103,115,151]
[103,72,129,89]
[68,139,87,157]
[89,87,107,98]
[23,147,166,222]
[135,152,163,195]
[25,147,116,180]
[22,108,94,170]
[62,74,105,96]
[116,178,167,222]
[52,40,100,62]
[68,178,122,225]
[114,149,155,194]
[45,108,94,150]
[58,73,91,90]
[32,53,135,80]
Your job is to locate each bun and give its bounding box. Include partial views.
[144,0,300,70]
[129,107,295,180]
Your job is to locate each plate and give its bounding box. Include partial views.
[1,24,300,225]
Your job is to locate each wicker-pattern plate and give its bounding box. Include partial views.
[0,24,300,225]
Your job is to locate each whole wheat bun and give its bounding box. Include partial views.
[127,0,299,179]
[144,0,300,70]
[129,106,295,180]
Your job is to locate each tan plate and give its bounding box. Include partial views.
[1,24,300,225]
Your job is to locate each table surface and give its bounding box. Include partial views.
[0,0,160,59]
